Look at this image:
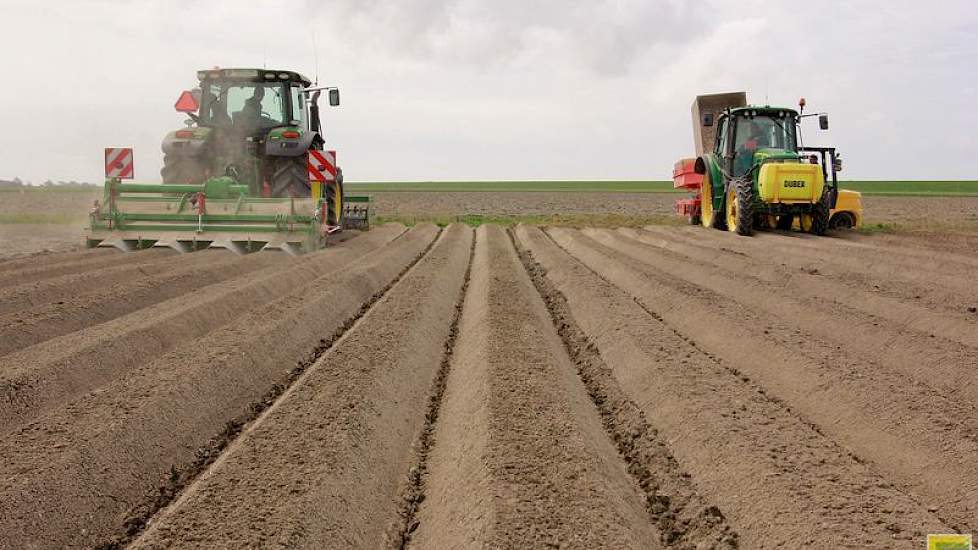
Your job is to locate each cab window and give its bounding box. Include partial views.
[290,86,304,124]
[715,117,729,157]
[199,82,287,131]
[732,113,797,176]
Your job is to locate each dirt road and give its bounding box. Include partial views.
[1,224,974,548]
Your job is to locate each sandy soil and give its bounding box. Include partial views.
[368,192,978,228]
[0,190,98,260]
[411,225,657,548]
[862,195,978,228]
[0,190,100,216]
[133,224,473,549]
[0,249,274,355]
[0,224,90,260]
[0,224,423,547]
[370,191,678,218]
[529,227,956,547]
[1,220,975,548]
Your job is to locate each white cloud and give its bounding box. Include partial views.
[0,0,975,182]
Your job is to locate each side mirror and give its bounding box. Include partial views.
[328,88,340,106]
[819,114,829,130]
[702,113,714,127]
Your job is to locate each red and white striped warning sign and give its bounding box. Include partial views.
[104,147,134,179]
[307,149,337,183]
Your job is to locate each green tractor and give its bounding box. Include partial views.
[87,67,369,254]
[676,92,840,236]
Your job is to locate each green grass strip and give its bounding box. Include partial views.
[4,180,977,196]
[347,181,679,193]
[348,180,978,196]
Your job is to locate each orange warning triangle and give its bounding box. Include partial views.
[174,90,199,113]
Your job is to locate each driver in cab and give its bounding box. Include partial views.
[734,120,769,176]
[233,87,266,134]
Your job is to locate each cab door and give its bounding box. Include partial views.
[715,116,732,177]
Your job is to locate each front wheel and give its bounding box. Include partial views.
[700,172,726,230]
[725,177,754,236]
[829,212,855,230]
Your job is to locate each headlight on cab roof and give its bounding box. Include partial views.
[226,69,259,78]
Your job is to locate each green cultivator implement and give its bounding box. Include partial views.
[87,67,369,254]
[87,178,361,254]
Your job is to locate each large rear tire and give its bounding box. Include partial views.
[725,177,754,236]
[161,154,205,184]
[325,168,344,226]
[270,158,310,198]
[700,172,726,230]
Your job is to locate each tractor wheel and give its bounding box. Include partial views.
[270,157,310,198]
[829,211,855,230]
[161,154,205,184]
[799,214,813,232]
[776,215,794,230]
[725,177,754,236]
[325,168,345,226]
[700,172,725,230]
[809,191,831,235]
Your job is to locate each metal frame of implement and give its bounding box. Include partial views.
[86,177,370,255]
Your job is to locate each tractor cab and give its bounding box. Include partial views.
[193,68,320,135]
[714,107,800,177]
[161,68,341,199]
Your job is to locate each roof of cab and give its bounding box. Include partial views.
[196,68,312,87]
[730,105,799,116]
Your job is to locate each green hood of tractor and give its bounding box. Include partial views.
[266,126,304,141]
[752,148,800,165]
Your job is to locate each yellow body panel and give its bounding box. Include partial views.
[791,189,864,230]
[757,163,824,204]
[334,183,343,224]
[831,189,863,227]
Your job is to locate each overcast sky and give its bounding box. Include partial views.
[1,0,976,182]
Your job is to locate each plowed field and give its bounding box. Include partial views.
[2,224,975,549]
